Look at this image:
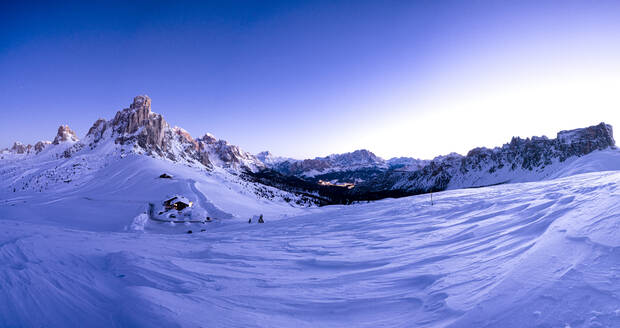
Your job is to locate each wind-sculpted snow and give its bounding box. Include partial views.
[1,170,619,327]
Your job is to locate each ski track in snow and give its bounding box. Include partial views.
[187,179,234,221]
[1,167,620,327]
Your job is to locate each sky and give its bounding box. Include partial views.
[1,0,620,160]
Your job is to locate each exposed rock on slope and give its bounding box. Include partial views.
[196,133,265,172]
[77,95,211,167]
[34,141,52,153]
[2,95,616,205]
[360,122,616,194]
[2,140,52,155]
[270,149,386,177]
[256,151,293,166]
[6,95,262,173]
[262,149,429,185]
[52,125,79,144]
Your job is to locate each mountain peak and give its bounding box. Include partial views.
[130,95,151,113]
[52,125,79,145]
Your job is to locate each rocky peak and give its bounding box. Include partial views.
[328,149,383,166]
[10,142,31,154]
[109,95,170,156]
[199,133,217,144]
[256,151,282,166]
[557,122,614,147]
[130,95,151,112]
[257,151,272,159]
[112,95,154,136]
[34,141,52,153]
[195,133,264,172]
[52,125,79,144]
[173,127,199,151]
[370,122,617,194]
[85,119,108,144]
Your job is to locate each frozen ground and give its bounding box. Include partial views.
[1,163,620,326]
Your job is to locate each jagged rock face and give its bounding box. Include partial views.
[10,142,32,154]
[113,95,152,135]
[199,133,217,144]
[77,95,262,171]
[174,127,198,151]
[52,125,79,145]
[111,95,168,153]
[362,122,616,194]
[86,119,107,144]
[34,141,52,153]
[556,123,615,160]
[196,134,264,172]
[171,127,212,167]
[271,149,386,177]
[255,151,290,166]
[386,157,430,171]
[327,149,383,167]
[4,140,52,155]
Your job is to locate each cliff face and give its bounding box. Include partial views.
[196,133,265,172]
[79,95,262,171]
[2,95,616,203]
[52,125,79,145]
[1,126,75,156]
[110,95,167,153]
[270,149,387,177]
[364,123,616,194]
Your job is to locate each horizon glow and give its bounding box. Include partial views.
[1,1,619,160]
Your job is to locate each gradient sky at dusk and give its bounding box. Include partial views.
[2,1,620,159]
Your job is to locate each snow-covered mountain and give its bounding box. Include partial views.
[256,151,294,166]
[386,156,430,171]
[358,122,616,195]
[258,149,428,185]
[2,95,620,327]
[0,95,317,212]
[2,95,616,205]
[268,149,387,177]
[247,123,617,205]
[2,95,266,173]
[2,161,620,327]
[196,133,265,172]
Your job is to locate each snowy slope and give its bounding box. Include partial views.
[1,95,619,326]
[0,140,314,232]
[1,165,619,327]
[447,148,620,189]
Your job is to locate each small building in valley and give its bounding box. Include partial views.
[163,195,193,211]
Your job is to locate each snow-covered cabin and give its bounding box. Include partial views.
[163,195,193,211]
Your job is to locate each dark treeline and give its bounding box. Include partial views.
[243,169,430,206]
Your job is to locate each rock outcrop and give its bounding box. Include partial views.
[256,151,293,166]
[52,125,79,144]
[10,142,32,154]
[34,141,52,153]
[271,149,386,177]
[111,95,167,153]
[196,133,264,172]
[77,95,262,171]
[3,140,52,155]
[360,122,616,194]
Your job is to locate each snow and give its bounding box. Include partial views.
[1,145,620,326]
[129,213,149,231]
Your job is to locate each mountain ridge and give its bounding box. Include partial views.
[2,95,616,204]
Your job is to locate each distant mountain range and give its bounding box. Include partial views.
[2,95,616,204]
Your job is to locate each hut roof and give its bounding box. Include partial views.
[164,195,192,206]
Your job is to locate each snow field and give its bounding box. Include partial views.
[1,169,619,327]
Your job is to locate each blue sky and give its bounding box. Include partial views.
[2,1,620,159]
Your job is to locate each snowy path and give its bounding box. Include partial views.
[186,180,234,220]
[1,170,620,327]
